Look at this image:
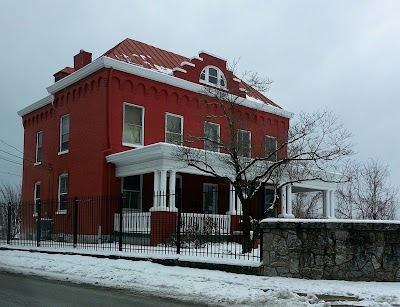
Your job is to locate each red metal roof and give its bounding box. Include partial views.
[103,38,280,108]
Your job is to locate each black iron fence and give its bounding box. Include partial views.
[0,192,261,261]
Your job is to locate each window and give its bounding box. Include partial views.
[59,115,69,153]
[123,103,144,145]
[265,136,277,162]
[166,113,183,145]
[35,131,42,164]
[264,188,277,218]
[203,183,218,214]
[204,122,220,152]
[237,130,251,157]
[58,174,68,212]
[34,182,40,214]
[200,66,227,88]
[122,175,141,210]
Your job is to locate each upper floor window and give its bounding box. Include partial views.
[58,174,68,212]
[123,103,144,146]
[166,113,183,145]
[34,182,40,214]
[59,114,69,153]
[200,66,227,89]
[265,136,277,162]
[237,129,251,157]
[204,122,220,152]
[35,131,42,164]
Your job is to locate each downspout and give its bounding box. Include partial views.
[103,67,113,195]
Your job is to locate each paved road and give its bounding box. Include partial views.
[0,270,205,307]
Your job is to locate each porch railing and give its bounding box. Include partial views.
[114,212,151,233]
[113,212,231,235]
[181,213,231,234]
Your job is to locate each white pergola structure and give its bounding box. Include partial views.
[106,142,337,218]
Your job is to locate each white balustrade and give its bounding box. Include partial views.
[114,212,151,233]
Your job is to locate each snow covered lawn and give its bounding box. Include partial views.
[0,248,399,306]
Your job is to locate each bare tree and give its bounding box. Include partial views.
[336,159,398,220]
[176,67,353,253]
[292,192,323,219]
[0,182,21,239]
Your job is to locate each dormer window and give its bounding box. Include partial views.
[200,66,227,89]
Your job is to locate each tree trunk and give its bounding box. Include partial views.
[241,199,253,254]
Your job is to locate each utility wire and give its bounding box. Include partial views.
[0,156,23,165]
[0,170,21,177]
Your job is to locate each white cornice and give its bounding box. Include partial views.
[20,56,294,119]
[17,95,54,117]
[198,50,227,62]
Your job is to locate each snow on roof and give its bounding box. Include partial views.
[102,38,281,108]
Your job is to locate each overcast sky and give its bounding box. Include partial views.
[1,0,399,190]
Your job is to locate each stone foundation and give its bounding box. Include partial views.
[261,219,400,281]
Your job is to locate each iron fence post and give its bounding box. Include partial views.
[36,200,41,247]
[259,227,263,262]
[119,193,123,252]
[73,197,78,248]
[176,188,182,255]
[6,202,11,244]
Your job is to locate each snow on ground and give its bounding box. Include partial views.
[0,248,399,307]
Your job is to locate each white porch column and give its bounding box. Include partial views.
[278,186,287,217]
[226,183,237,215]
[286,185,293,216]
[153,170,160,209]
[329,190,336,218]
[278,185,294,218]
[169,170,176,209]
[323,190,331,218]
[160,170,167,208]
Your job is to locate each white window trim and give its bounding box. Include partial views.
[204,122,220,152]
[203,183,218,213]
[35,131,42,165]
[57,173,68,213]
[33,181,40,216]
[199,65,227,89]
[59,114,70,154]
[265,135,277,161]
[122,102,145,146]
[165,112,184,144]
[237,129,251,157]
[121,174,143,212]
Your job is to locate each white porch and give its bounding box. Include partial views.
[106,142,338,219]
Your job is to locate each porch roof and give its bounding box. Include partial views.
[106,142,338,192]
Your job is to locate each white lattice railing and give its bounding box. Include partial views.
[114,212,231,234]
[114,212,151,233]
[181,213,231,234]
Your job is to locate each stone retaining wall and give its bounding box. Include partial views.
[260,219,400,281]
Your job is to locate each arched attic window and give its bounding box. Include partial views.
[200,66,227,89]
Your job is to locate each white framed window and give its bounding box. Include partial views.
[203,183,218,214]
[204,122,220,152]
[35,131,42,164]
[59,114,70,153]
[123,103,144,146]
[265,136,277,162]
[58,174,68,212]
[237,129,251,157]
[122,175,142,211]
[34,182,40,214]
[166,113,183,145]
[200,66,227,89]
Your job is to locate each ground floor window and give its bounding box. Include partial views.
[58,174,68,212]
[122,175,141,210]
[203,183,218,214]
[264,187,276,218]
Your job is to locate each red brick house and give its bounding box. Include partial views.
[17,39,337,242]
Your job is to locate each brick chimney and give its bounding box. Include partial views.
[74,49,92,71]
